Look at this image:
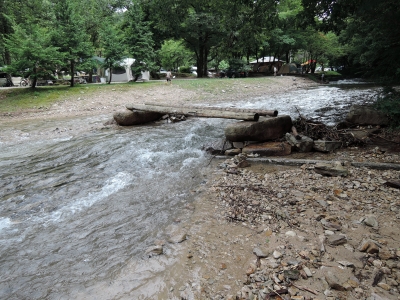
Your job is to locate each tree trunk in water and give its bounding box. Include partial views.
[144,102,278,117]
[126,104,260,121]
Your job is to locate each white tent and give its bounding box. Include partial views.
[105,58,150,82]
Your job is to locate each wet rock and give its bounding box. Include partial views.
[314,161,348,177]
[225,115,293,142]
[285,133,314,152]
[345,105,389,126]
[168,231,187,243]
[203,139,233,155]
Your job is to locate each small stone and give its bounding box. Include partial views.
[253,247,270,258]
[363,215,379,228]
[284,269,300,280]
[303,266,312,277]
[327,234,347,246]
[285,230,297,237]
[324,271,346,291]
[379,249,393,260]
[273,250,283,259]
[325,230,335,235]
[377,282,391,291]
[358,240,380,254]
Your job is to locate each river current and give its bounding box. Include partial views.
[0,80,380,299]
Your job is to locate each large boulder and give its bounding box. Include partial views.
[345,105,389,126]
[225,115,292,142]
[113,109,163,126]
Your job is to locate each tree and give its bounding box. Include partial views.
[99,24,126,84]
[5,24,61,88]
[122,1,156,81]
[52,0,93,87]
[301,0,400,80]
[149,0,226,77]
[158,39,194,71]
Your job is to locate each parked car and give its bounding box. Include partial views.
[219,69,247,78]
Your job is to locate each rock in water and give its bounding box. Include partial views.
[113,109,162,126]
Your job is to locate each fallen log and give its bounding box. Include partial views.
[144,102,278,117]
[126,104,259,121]
[214,156,400,170]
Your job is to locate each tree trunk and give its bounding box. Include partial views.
[108,65,112,84]
[144,102,278,116]
[126,104,260,121]
[70,60,75,87]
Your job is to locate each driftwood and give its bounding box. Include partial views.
[126,103,260,121]
[144,102,278,117]
[215,156,400,171]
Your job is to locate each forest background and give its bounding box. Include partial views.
[1,0,399,83]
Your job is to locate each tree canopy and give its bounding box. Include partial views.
[0,0,399,83]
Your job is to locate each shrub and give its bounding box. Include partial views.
[374,86,400,128]
[179,66,191,73]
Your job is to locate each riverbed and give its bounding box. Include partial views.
[0,79,382,299]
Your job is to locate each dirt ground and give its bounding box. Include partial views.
[1,77,399,300]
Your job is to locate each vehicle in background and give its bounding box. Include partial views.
[219,69,247,78]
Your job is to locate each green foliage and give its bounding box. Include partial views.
[158,39,194,71]
[5,24,62,87]
[179,66,191,73]
[374,87,400,128]
[122,1,156,78]
[99,24,126,84]
[51,0,93,86]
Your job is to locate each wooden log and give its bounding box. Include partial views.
[144,102,278,116]
[214,156,400,171]
[126,104,259,121]
[291,126,301,140]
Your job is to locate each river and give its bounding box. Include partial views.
[0,80,380,299]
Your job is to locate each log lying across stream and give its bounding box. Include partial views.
[143,102,279,117]
[126,103,278,121]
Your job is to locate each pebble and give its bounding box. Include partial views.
[285,230,296,237]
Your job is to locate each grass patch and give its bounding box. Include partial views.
[0,81,162,113]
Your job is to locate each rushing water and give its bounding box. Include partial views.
[0,80,381,299]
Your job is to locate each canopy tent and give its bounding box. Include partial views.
[277,63,300,74]
[250,57,285,72]
[301,59,317,66]
[105,58,150,82]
